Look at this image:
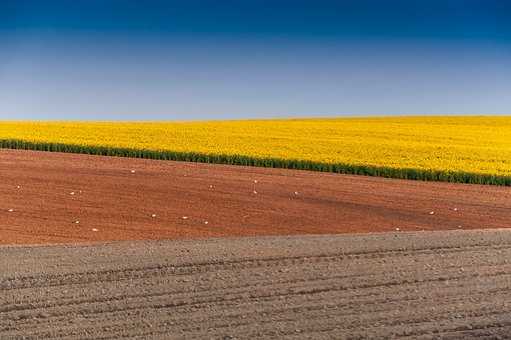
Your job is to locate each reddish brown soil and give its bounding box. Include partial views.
[1,149,510,245]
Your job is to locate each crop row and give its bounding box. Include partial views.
[1,138,510,185]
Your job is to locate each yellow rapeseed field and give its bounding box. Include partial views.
[1,116,510,184]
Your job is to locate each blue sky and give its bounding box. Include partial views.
[0,0,510,120]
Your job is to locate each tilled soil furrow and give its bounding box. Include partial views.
[4,240,511,291]
[2,231,511,339]
[4,254,511,320]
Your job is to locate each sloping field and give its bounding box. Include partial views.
[1,149,510,245]
[2,230,511,339]
[1,116,511,184]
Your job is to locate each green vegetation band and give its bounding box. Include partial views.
[1,139,509,186]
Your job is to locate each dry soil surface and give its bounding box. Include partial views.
[1,149,511,245]
[2,229,511,339]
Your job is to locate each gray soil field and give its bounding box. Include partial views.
[2,229,511,339]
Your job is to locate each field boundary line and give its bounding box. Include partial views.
[1,139,510,186]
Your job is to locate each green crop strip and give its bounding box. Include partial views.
[1,138,509,186]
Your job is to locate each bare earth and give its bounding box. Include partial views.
[2,150,511,339]
[1,229,511,339]
[1,149,510,245]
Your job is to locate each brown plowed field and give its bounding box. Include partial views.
[1,149,510,245]
[3,230,511,339]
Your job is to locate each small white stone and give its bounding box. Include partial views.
[151,214,157,218]
[254,180,258,184]
[182,216,188,220]
[294,191,299,195]
[74,220,80,224]
[429,211,435,215]
[395,227,400,231]
[457,225,462,229]
[70,192,75,195]
[16,185,21,189]
[253,190,258,194]
[8,209,14,212]
[130,170,136,173]
[453,208,458,211]
[92,228,98,232]
[204,221,209,225]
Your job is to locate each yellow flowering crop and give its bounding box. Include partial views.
[1,116,510,184]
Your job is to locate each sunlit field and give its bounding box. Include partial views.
[1,116,510,185]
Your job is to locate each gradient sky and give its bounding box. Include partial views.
[0,0,510,120]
